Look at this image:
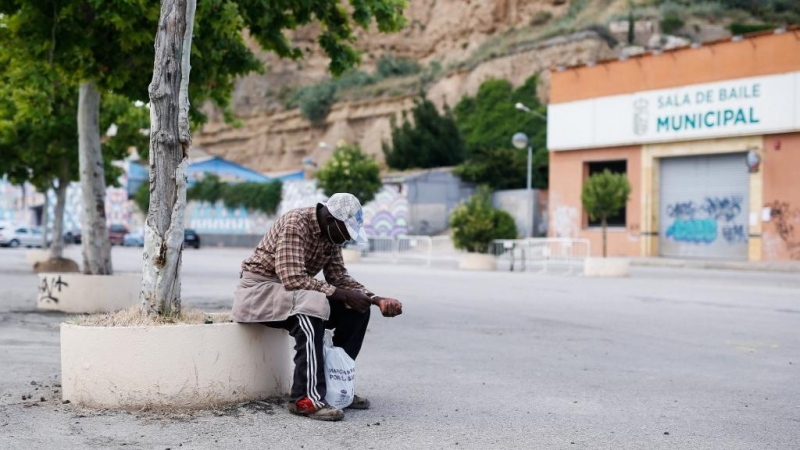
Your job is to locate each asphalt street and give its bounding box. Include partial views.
[0,246,798,449]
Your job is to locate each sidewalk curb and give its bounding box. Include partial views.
[630,258,800,274]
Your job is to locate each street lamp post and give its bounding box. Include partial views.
[512,132,532,238]
[513,102,547,238]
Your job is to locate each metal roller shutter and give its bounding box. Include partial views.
[659,153,749,260]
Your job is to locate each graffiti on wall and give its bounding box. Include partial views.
[38,275,68,304]
[278,180,328,217]
[184,201,274,235]
[665,196,746,244]
[765,200,800,259]
[3,176,411,238]
[362,187,409,238]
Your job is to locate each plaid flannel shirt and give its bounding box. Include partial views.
[241,205,373,297]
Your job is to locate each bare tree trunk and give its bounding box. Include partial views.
[141,0,196,316]
[40,190,49,249]
[78,81,113,275]
[49,161,69,260]
[601,216,608,258]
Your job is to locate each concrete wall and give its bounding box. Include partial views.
[492,189,547,238]
[405,171,474,235]
[762,133,800,261]
[549,145,642,257]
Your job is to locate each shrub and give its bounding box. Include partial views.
[383,92,465,170]
[294,83,336,127]
[187,174,282,215]
[728,22,775,34]
[376,53,421,78]
[315,142,382,204]
[450,186,518,253]
[660,14,685,34]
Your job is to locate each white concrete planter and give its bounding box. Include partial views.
[26,250,50,265]
[37,273,140,313]
[584,257,630,277]
[341,248,361,264]
[61,322,292,408]
[459,253,497,271]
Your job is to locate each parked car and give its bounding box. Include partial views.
[184,229,201,249]
[63,229,80,245]
[123,228,145,247]
[108,224,129,246]
[0,226,47,248]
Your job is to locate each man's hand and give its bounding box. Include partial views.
[375,297,403,317]
[328,288,371,313]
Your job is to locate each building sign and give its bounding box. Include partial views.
[548,72,800,151]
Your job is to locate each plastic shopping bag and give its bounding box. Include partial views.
[323,330,355,409]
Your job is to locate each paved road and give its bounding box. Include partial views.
[1,246,798,449]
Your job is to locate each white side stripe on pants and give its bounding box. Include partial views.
[297,315,323,408]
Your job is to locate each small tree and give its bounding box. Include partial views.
[139,0,406,316]
[450,186,517,254]
[0,45,148,265]
[316,143,382,204]
[581,170,632,257]
[383,93,465,170]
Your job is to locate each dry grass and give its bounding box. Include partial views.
[68,306,231,327]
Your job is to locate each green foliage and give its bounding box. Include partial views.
[295,83,337,127]
[0,41,148,190]
[383,93,465,170]
[581,170,631,257]
[186,174,283,215]
[376,53,421,78]
[289,53,424,125]
[453,75,547,190]
[655,0,799,29]
[0,0,408,128]
[454,147,534,191]
[660,13,685,34]
[450,186,518,254]
[581,170,632,224]
[133,179,150,215]
[315,142,382,204]
[728,22,775,34]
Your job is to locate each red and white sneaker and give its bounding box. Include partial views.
[287,397,344,422]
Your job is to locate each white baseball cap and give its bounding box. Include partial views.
[325,193,368,244]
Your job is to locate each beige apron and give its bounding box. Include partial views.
[232,271,331,323]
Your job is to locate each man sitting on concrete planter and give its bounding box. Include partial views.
[234,193,403,422]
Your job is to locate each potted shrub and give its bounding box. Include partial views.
[581,169,632,277]
[450,186,517,270]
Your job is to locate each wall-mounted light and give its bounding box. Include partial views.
[746,150,761,173]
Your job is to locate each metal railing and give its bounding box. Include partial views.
[491,238,591,275]
[363,235,461,267]
[362,236,590,273]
